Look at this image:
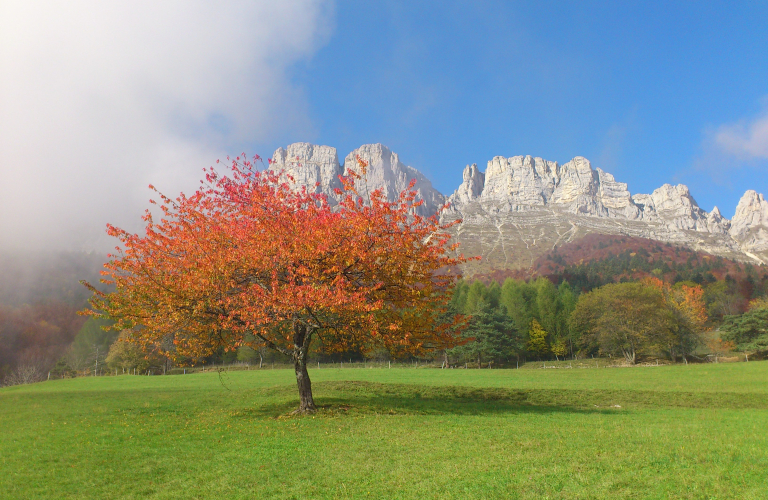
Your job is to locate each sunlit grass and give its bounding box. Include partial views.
[2,362,767,499]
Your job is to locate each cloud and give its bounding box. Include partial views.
[0,0,334,251]
[711,105,768,160]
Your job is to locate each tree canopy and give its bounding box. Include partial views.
[84,156,470,412]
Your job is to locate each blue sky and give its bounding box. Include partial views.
[1,1,767,249]
[283,1,768,216]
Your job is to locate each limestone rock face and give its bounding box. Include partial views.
[632,184,709,231]
[730,191,768,258]
[270,143,343,197]
[270,141,768,270]
[450,164,485,206]
[704,206,731,234]
[482,155,559,207]
[342,144,445,217]
[596,168,640,219]
[551,157,596,209]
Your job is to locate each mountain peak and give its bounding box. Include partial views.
[270,142,768,268]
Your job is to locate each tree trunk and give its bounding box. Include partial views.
[292,321,316,413]
[294,357,316,413]
[623,349,636,364]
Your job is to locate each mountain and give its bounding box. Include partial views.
[270,143,768,275]
[269,142,444,218]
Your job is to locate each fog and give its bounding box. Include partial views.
[0,0,333,252]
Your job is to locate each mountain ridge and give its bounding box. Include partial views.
[269,142,768,273]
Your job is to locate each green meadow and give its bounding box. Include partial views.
[2,362,767,499]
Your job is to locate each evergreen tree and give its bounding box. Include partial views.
[720,307,768,351]
[449,301,521,367]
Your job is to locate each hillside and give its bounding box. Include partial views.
[476,234,766,311]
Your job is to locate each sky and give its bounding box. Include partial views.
[1,0,767,251]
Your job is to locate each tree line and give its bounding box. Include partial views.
[444,273,766,367]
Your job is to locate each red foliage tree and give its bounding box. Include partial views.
[84,156,470,412]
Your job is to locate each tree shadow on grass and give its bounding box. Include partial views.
[233,380,768,419]
[234,381,625,419]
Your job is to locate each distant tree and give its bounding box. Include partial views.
[534,277,558,339]
[237,343,269,368]
[464,280,488,314]
[485,281,501,309]
[450,280,470,314]
[66,317,118,374]
[105,330,154,373]
[550,336,568,361]
[526,319,549,360]
[500,278,537,335]
[704,281,743,319]
[641,278,708,362]
[571,282,672,364]
[556,281,578,357]
[450,301,520,367]
[706,336,736,362]
[720,307,768,352]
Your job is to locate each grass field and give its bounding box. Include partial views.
[2,362,767,499]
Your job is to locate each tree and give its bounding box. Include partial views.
[526,319,549,359]
[500,278,536,335]
[464,280,488,314]
[534,277,558,338]
[550,336,568,361]
[66,317,118,374]
[646,278,708,362]
[704,280,744,319]
[706,336,735,362]
[571,282,672,364]
[105,330,155,373]
[84,155,469,412]
[556,281,578,358]
[449,301,520,367]
[720,307,768,352]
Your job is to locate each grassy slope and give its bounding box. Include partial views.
[2,363,767,499]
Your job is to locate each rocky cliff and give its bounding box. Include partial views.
[271,142,768,274]
[270,142,444,217]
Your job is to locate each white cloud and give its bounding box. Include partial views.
[712,106,768,160]
[0,0,334,251]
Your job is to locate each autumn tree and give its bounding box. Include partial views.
[83,156,469,412]
[571,282,672,364]
[105,330,155,373]
[706,336,735,362]
[526,319,549,360]
[645,278,708,362]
